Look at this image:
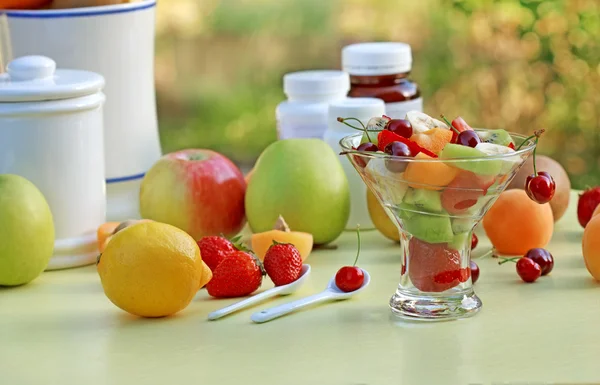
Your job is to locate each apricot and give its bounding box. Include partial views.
[483,189,553,255]
[583,215,600,281]
[251,230,313,261]
[404,152,458,190]
[97,222,120,253]
[410,127,453,155]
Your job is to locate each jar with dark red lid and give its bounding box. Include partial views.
[342,42,422,119]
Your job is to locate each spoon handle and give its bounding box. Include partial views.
[250,291,333,323]
[208,287,282,321]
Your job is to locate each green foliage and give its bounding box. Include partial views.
[156,0,600,188]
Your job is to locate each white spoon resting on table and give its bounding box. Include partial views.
[207,264,312,321]
[250,268,370,324]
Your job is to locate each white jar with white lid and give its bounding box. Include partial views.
[0,55,106,270]
[342,42,423,119]
[324,97,385,230]
[276,70,350,140]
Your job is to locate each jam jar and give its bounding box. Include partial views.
[342,42,422,119]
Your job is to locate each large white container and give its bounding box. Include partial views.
[324,97,385,230]
[0,56,106,270]
[276,70,350,140]
[6,0,162,221]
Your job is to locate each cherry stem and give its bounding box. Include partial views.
[353,225,361,267]
[478,248,496,259]
[498,257,520,265]
[440,114,461,135]
[337,117,372,142]
[515,129,545,151]
[533,137,539,176]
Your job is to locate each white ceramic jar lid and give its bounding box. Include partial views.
[328,97,385,132]
[0,56,105,102]
[342,42,413,76]
[284,70,350,97]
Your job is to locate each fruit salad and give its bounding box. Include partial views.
[339,111,538,296]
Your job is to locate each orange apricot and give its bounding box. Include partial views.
[410,127,453,154]
[97,222,120,253]
[404,152,459,190]
[251,230,313,261]
[482,189,553,255]
[582,214,600,281]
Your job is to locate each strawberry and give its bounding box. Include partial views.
[263,242,303,286]
[197,236,236,271]
[408,238,463,292]
[206,250,264,298]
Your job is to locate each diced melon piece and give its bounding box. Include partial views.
[403,152,458,190]
[251,230,313,261]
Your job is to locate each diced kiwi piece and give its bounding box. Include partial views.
[451,218,474,234]
[439,143,503,176]
[448,232,470,251]
[360,131,378,146]
[477,129,512,147]
[403,188,415,204]
[403,214,454,244]
[410,188,443,213]
[396,202,418,220]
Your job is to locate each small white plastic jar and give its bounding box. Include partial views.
[324,97,385,230]
[276,70,350,140]
[0,56,106,270]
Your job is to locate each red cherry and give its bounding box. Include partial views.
[470,260,480,284]
[456,130,481,148]
[386,119,413,139]
[577,187,600,228]
[384,141,412,173]
[353,142,378,168]
[357,142,378,152]
[516,257,541,283]
[525,171,556,204]
[335,266,364,292]
[471,233,478,250]
[449,116,473,143]
[524,248,554,276]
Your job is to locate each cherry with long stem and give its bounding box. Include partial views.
[337,117,372,142]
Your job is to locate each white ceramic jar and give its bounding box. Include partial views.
[6,0,162,221]
[324,97,385,230]
[0,56,106,270]
[276,70,350,140]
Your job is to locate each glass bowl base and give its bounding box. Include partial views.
[389,288,482,322]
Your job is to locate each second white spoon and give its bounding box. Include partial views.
[207,264,311,321]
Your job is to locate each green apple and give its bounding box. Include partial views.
[245,139,350,245]
[0,175,55,286]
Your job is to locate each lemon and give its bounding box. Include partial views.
[97,221,205,318]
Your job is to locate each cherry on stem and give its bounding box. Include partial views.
[337,117,372,142]
[335,226,365,292]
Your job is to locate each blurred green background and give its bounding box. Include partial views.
[154,0,600,189]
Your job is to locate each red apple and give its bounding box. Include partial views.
[139,149,246,240]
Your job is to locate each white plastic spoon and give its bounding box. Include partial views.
[250,268,370,324]
[207,264,312,321]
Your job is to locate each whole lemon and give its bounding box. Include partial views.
[97,221,204,318]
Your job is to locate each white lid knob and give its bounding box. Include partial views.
[328,97,385,132]
[342,42,413,76]
[283,70,350,97]
[7,56,56,82]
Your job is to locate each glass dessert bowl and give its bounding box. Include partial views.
[340,129,536,321]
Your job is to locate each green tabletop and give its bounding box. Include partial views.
[1,191,598,385]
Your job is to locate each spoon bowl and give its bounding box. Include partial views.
[251,268,370,323]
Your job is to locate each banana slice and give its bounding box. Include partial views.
[405,111,448,134]
[475,142,515,155]
[475,142,518,174]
